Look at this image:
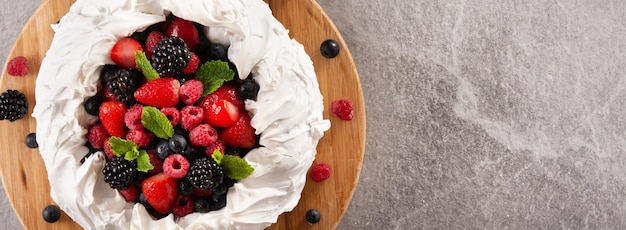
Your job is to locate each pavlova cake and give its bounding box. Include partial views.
[32,0,330,229]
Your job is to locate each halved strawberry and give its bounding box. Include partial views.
[166,18,200,51]
[110,37,143,69]
[205,99,240,128]
[219,113,256,148]
[99,101,127,137]
[134,77,181,108]
[142,172,178,214]
[198,82,244,112]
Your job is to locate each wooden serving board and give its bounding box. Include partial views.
[0,0,365,229]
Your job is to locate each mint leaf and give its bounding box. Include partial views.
[136,150,154,173]
[108,137,139,157]
[124,148,140,161]
[212,150,224,164]
[141,106,174,139]
[135,51,159,81]
[194,60,235,96]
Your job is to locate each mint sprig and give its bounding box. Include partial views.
[107,137,154,173]
[135,51,159,81]
[211,150,254,180]
[194,60,235,96]
[136,150,154,172]
[141,106,174,139]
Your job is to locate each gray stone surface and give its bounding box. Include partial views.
[3,0,626,229]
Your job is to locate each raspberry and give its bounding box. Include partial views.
[205,140,225,156]
[119,185,139,202]
[147,150,164,175]
[179,79,203,105]
[310,162,332,182]
[330,99,354,121]
[145,31,163,59]
[182,52,200,75]
[180,105,204,131]
[171,195,194,217]
[160,107,180,127]
[125,129,153,148]
[163,154,190,178]
[7,56,28,76]
[189,124,218,147]
[124,104,144,130]
[87,123,110,149]
[103,137,115,159]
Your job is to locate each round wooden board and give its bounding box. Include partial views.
[0,0,365,229]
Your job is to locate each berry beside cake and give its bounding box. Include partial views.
[32,0,331,229]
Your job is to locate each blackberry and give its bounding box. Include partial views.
[151,37,191,76]
[186,157,223,190]
[104,69,142,105]
[0,89,28,121]
[102,157,138,190]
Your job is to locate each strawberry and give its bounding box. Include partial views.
[110,37,143,69]
[99,101,127,137]
[198,82,244,112]
[166,18,200,51]
[204,99,240,128]
[144,31,163,59]
[141,172,178,214]
[134,77,181,108]
[219,113,256,148]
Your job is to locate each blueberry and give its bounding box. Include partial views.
[181,145,199,159]
[84,96,102,116]
[238,78,259,100]
[178,179,195,196]
[42,205,61,223]
[195,197,212,213]
[168,134,187,153]
[25,132,38,148]
[206,43,228,61]
[211,193,227,210]
[305,209,321,224]
[156,140,173,159]
[212,183,229,196]
[320,39,340,58]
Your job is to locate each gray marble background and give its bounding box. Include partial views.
[3,0,626,229]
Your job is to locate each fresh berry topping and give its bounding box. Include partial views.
[151,37,191,76]
[238,78,260,100]
[166,18,200,51]
[189,124,218,147]
[84,96,102,116]
[42,205,61,223]
[99,101,127,137]
[103,137,115,159]
[212,194,227,210]
[87,123,110,149]
[320,39,340,58]
[168,134,188,153]
[206,43,228,61]
[179,79,203,105]
[205,140,225,157]
[125,129,153,148]
[178,179,195,196]
[0,89,28,122]
[204,99,240,128]
[25,132,38,148]
[163,154,190,178]
[144,31,163,59]
[119,185,139,202]
[180,105,204,131]
[156,140,173,159]
[187,157,223,190]
[7,56,29,76]
[194,197,212,213]
[192,188,214,197]
[171,194,195,217]
[182,52,200,75]
[305,209,321,224]
[124,104,144,130]
[160,107,180,127]
[147,150,164,175]
[198,82,244,112]
[103,157,138,190]
[330,99,354,121]
[103,68,142,105]
[181,145,201,159]
[98,84,118,102]
[134,77,180,108]
[141,172,178,214]
[310,162,332,182]
[110,37,143,69]
[219,113,256,149]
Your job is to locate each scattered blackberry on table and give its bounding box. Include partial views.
[42,205,61,223]
[305,209,321,224]
[151,36,191,76]
[0,89,28,121]
[25,132,38,148]
[186,157,223,190]
[103,69,142,105]
[102,157,138,190]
